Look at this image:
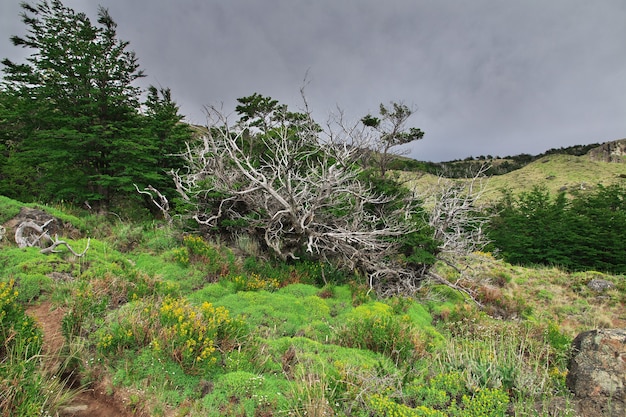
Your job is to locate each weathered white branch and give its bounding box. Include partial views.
[40,236,90,257]
[15,220,54,248]
[134,183,172,223]
[172,101,421,293]
[15,220,89,257]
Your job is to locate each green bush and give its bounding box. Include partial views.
[96,296,246,375]
[369,394,446,417]
[14,273,53,303]
[453,388,509,417]
[336,302,426,364]
[0,280,47,416]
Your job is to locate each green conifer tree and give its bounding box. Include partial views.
[0,0,171,209]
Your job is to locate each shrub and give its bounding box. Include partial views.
[453,388,509,417]
[97,296,245,375]
[369,394,446,417]
[230,273,280,292]
[62,281,109,339]
[0,280,47,416]
[173,235,235,278]
[336,302,426,364]
[405,371,466,410]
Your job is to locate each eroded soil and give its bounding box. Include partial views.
[27,301,136,417]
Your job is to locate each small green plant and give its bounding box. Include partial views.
[405,371,466,410]
[369,394,447,417]
[336,302,426,364]
[453,387,509,417]
[173,235,235,278]
[172,246,190,266]
[230,273,280,292]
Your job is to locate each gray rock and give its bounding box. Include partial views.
[567,328,626,417]
[587,278,616,292]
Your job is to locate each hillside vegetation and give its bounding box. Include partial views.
[1,2,624,415]
[1,190,624,416]
[406,144,626,203]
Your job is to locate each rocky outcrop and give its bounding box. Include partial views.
[567,328,626,417]
[587,139,626,163]
[3,207,60,237]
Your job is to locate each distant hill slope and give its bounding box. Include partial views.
[409,139,625,178]
[404,139,626,202]
[483,152,625,199]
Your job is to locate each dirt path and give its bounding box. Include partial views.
[27,301,136,417]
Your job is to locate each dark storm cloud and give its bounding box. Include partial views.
[1,0,625,161]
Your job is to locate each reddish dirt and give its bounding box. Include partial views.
[27,301,137,417]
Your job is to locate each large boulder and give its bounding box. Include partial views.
[567,328,626,416]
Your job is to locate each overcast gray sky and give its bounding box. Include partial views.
[1,0,625,162]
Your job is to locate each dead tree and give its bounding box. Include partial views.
[422,166,492,304]
[172,100,424,293]
[15,219,89,256]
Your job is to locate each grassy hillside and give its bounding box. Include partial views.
[2,193,624,416]
[404,151,626,204]
[483,153,625,199]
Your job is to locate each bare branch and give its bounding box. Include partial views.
[134,183,172,223]
[40,236,90,257]
[15,220,54,248]
[172,96,424,293]
[426,165,491,260]
[415,164,492,304]
[14,220,89,257]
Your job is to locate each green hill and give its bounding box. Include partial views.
[404,140,626,203]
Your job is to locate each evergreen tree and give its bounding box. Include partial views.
[0,0,168,208]
[488,184,626,273]
[142,86,193,197]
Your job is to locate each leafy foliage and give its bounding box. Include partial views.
[488,184,626,273]
[0,280,46,416]
[360,101,425,177]
[0,0,191,209]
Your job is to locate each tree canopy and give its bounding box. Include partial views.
[487,184,626,273]
[0,0,191,210]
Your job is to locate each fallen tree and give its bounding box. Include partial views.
[170,93,491,298]
[15,219,89,256]
[172,94,433,294]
